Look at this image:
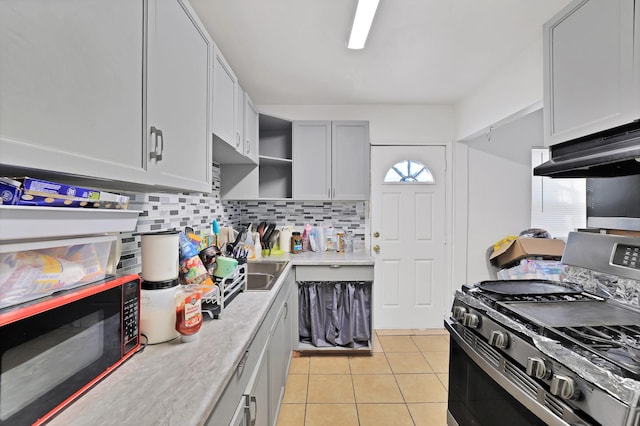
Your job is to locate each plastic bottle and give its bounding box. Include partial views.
[325,226,336,251]
[337,232,345,252]
[317,226,326,252]
[302,224,313,251]
[175,285,202,342]
[254,237,262,259]
[309,227,318,252]
[344,231,354,253]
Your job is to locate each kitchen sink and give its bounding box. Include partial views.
[246,273,275,291]
[245,261,288,291]
[247,260,288,276]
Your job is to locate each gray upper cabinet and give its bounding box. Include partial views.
[212,45,260,165]
[0,0,212,193]
[543,0,640,145]
[212,44,239,150]
[0,0,146,183]
[147,0,212,192]
[292,121,331,200]
[293,121,369,200]
[332,121,370,200]
[244,94,260,164]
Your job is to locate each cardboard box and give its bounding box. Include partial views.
[489,237,565,268]
[97,190,130,209]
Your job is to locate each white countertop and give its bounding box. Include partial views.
[49,250,374,426]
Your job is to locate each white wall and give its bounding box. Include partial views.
[454,37,544,141]
[463,109,544,282]
[256,104,455,144]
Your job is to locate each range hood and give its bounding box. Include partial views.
[534,121,640,178]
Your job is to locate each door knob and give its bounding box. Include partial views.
[373,232,380,238]
[373,245,380,253]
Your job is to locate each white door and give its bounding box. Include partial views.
[371,145,447,329]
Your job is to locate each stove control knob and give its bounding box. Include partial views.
[550,375,580,400]
[452,306,467,320]
[488,330,509,349]
[526,357,552,380]
[463,313,480,328]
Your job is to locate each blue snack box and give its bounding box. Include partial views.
[19,177,100,200]
[16,193,97,207]
[0,180,20,205]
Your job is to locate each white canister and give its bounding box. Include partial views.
[141,230,179,282]
[279,226,294,253]
[140,279,180,344]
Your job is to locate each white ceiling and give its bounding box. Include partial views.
[189,0,572,106]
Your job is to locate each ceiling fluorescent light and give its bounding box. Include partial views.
[347,0,380,49]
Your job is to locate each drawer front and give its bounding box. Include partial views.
[296,265,374,282]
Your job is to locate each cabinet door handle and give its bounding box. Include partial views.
[284,301,288,319]
[156,128,164,162]
[246,139,250,154]
[332,187,335,198]
[237,349,249,372]
[236,132,240,148]
[329,264,341,269]
[243,395,251,423]
[249,395,257,426]
[149,126,158,161]
[328,188,331,198]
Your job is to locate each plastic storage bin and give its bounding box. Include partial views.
[0,235,115,309]
[497,259,565,281]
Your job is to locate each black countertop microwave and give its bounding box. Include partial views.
[587,174,640,231]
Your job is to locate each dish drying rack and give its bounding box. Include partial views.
[201,263,247,319]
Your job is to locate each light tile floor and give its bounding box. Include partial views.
[277,329,449,426]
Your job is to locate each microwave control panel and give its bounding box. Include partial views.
[612,244,640,270]
[122,279,139,354]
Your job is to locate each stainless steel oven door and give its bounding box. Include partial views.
[445,319,596,426]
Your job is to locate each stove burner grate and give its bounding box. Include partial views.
[553,324,640,377]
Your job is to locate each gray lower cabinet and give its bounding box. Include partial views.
[207,268,293,426]
[269,296,290,425]
[543,0,640,145]
[287,272,299,353]
[246,342,270,426]
[229,396,248,426]
[0,0,212,193]
[292,121,370,200]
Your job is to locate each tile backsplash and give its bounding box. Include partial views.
[117,164,367,275]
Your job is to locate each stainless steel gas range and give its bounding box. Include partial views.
[445,232,640,426]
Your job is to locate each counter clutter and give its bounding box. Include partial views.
[48,250,374,426]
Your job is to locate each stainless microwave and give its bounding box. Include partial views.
[0,274,140,425]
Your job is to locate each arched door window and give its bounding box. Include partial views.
[383,160,435,183]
